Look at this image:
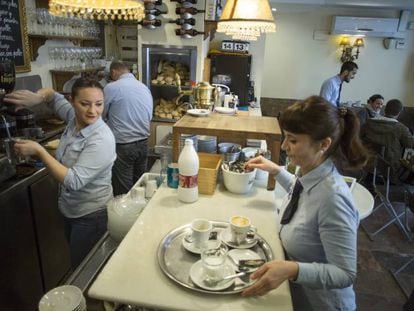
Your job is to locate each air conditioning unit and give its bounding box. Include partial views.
[331,16,401,37]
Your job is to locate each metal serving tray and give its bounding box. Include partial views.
[157,221,274,295]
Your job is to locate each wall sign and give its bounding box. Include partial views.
[0,0,31,72]
[220,40,249,53]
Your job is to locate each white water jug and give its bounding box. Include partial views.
[107,187,147,242]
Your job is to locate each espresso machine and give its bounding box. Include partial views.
[175,73,218,110]
[0,59,18,182]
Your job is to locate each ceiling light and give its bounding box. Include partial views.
[49,0,145,21]
[217,0,276,41]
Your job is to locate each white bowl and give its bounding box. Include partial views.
[222,164,256,194]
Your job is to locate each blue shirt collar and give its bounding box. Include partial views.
[119,73,134,80]
[298,159,335,194]
[67,117,105,138]
[334,75,342,86]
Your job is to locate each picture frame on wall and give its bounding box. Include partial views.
[0,0,31,72]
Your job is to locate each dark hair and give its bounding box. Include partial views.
[110,60,128,72]
[71,78,103,99]
[340,61,358,74]
[279,95,368,170]
[384,99,403,117]
[367,94,384,104]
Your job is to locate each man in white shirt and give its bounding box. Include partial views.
[319,61,358,107]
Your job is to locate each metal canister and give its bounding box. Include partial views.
[167,163,179,188]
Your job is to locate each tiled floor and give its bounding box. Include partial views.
[356,202,414,310]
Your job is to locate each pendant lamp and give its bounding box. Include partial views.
[49,0,145,21]
[217,0,276,41]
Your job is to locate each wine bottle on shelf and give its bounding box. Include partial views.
[139,19,162,28]
[144,0,163,4]
[175,7,204,15]
[168,17,196,26]
[171,0,197,3]
[175,28,205,37]
[144,8,167,16]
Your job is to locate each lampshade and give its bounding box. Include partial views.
[49,0,145,21]
[354,38,365,47]
[217,0,276,41]
[339,37,351,46]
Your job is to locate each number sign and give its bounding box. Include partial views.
[220,40,249,53]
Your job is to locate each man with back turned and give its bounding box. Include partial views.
[320,61,358,107]
[104,60,153,195]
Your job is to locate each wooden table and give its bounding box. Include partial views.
[172,113,282,190]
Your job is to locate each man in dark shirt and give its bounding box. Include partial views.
[361,99,414,175]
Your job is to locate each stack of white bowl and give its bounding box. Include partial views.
[197,135,217,153]
[39,285,86,311]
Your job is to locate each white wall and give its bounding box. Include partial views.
[260,6,414,105]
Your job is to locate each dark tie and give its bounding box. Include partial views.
[281,179,303,225]
[336,83,343,107]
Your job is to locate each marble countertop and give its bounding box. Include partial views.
[88,179,293,311]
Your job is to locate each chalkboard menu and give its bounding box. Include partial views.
[0,0,30,72]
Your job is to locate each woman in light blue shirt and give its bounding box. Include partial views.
[7,78,116,269]
[243,96,369,310]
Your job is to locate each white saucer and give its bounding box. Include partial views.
[228,249,262,267]
[219,229,258,249]
[187,109,210,117]
[215,107,236,114]
[190,260,236,291]
[182,237,221,255]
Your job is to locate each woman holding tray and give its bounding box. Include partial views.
[243,96,369,311]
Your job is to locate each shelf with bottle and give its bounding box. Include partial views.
[175,28,205,39]
[49,66,105,93]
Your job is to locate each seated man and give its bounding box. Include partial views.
[357,94,384,125]
[361,99,414,178]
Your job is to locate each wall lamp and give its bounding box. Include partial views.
[339,37,364,63]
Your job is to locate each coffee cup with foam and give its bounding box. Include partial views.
[229,215,257,245]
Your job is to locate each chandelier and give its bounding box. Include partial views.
[217,0,276,41]
[49,0,145,21]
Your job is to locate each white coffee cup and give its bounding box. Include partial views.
[201,241,228,281]
[230,215,257,245]
[190,218,212,248]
